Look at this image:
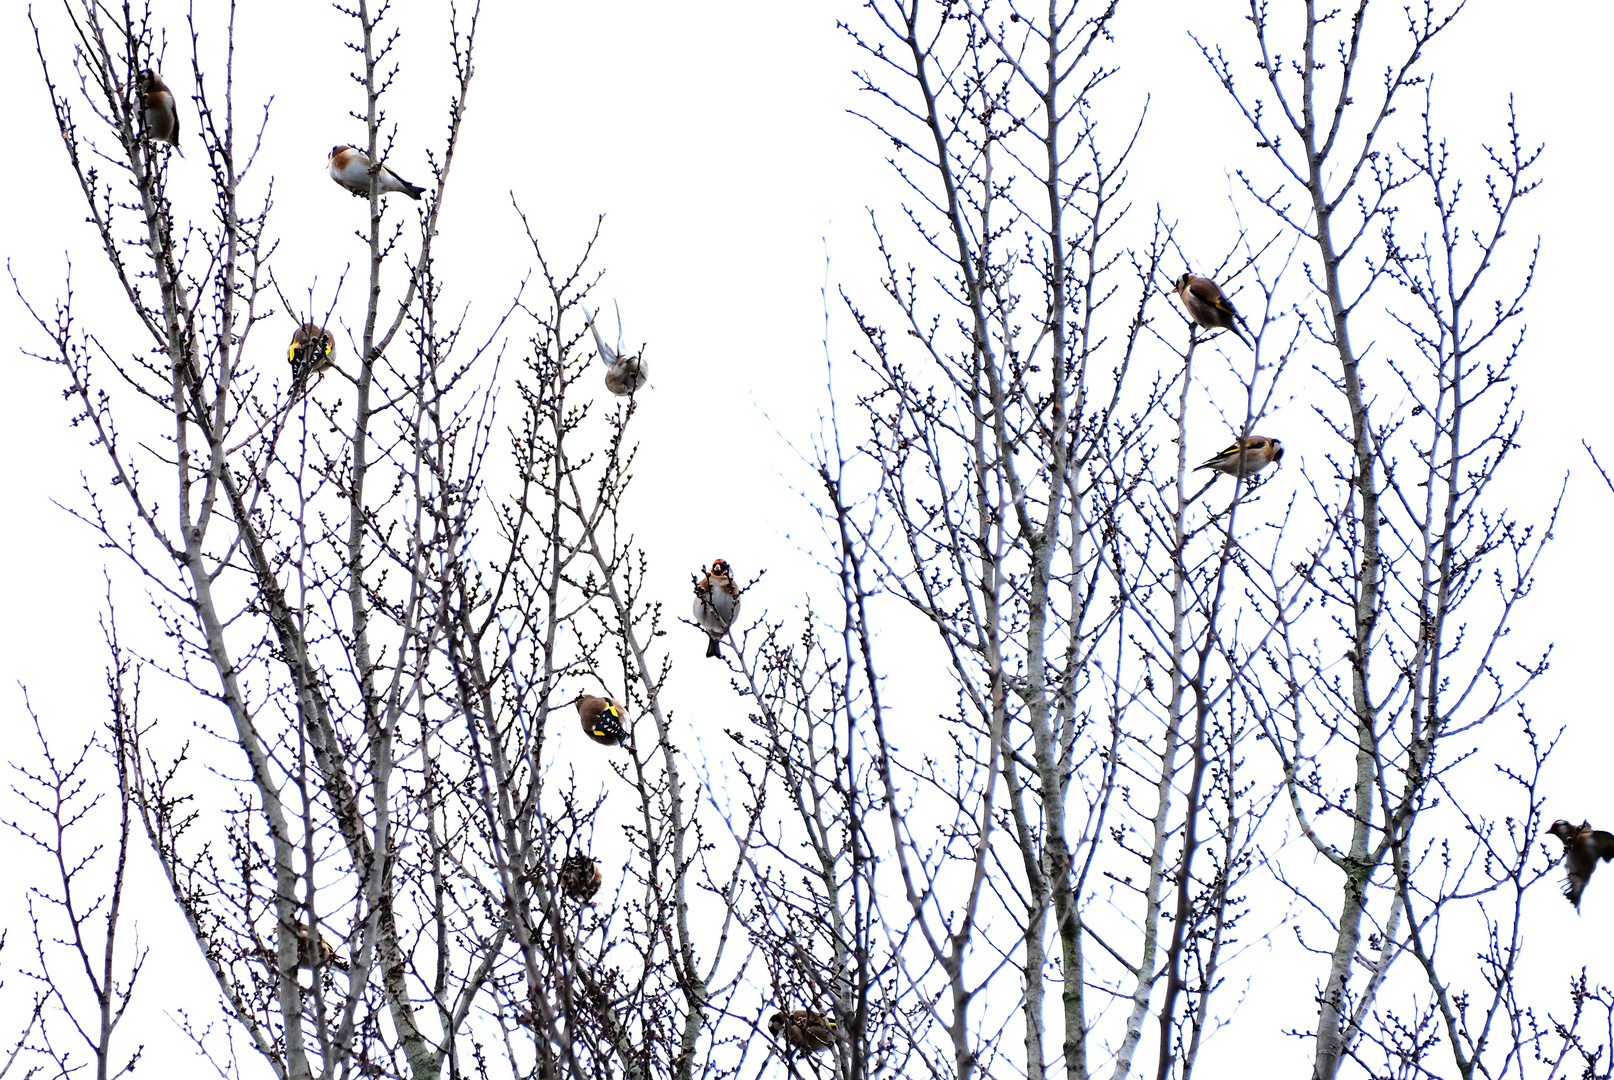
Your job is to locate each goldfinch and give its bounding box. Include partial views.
[288,322,335,388]
[294,922,348,971]
[1548,820,1614,910]
[135,69,181,152]
[558,853,603,902]
[693,558,740,659]
[576,694,628,746]
[581,302,650,396]
[328,145,425,200]
[1195,435,1283,478]
[1172,273,1250,348]
[767,1009,842,1054]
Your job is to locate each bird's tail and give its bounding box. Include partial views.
[706,636,721,659]
[581,305,615,366]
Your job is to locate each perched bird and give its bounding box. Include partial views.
[693,558,741,659]
[576,694,628,746]
[136,69,181,152]
[254,922,348,972]
[296,922,348,970]
[328,145,426,200]
[582,303,651,396]
[1172,273,1250,348]
[1548,820,1614,910]
[1195,435,1284,478]
[558,853,603,902]
[288,322,336,390]
[767,1009,842,1055]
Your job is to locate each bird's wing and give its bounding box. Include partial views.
[1590,831,1614,860]
[1188,279,1239,317]
[581,305,616,365]
[1565,850,1593,907]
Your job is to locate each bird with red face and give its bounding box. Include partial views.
[1548,819,1614,910]
[693,558,740,658]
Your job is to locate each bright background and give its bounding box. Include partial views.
[1,0,1611,1072]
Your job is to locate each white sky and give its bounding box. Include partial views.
[2,0,1612,1074]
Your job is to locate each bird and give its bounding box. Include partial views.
[1172,273,1250,348]
[135,69,181,152]
[1195,435,1284,478]
[252,922,348,972]
[693,558,741,659]
[558,853,603,902]
[328,145,426,200]
[581,303,650,396]
[767,1009,842,1055]
[576,694,628,746]
[1547,820,1614,910]
[288,322,335,390]
[296,922,348,970]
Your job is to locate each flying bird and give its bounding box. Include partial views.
[576,694,628,746]
[693,558,741,659]
[1195,436,1283,478]
[767,1009,842,1055]
[136,69,181,152]
[328,145,426,200]
[582,303,651,396]
[1172,273,1250,348]
[558,853,603,902]
[1548,819,1614,910]
[288,322,335,391]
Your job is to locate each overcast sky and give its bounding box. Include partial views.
[2,0,1612,1072]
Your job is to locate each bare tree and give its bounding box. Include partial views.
[19,1,761,1077]
[4,614,140,1080]
[807,3,1286,1078]
[1200,3,1564,1077]
[13,0,1594,1078]
[780,0,1575,1079]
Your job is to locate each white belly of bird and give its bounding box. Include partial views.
[695,590,737,633]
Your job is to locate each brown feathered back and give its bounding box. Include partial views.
[577,694,628,746]
[767,1009,841,1054]
[558,853,603,901]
